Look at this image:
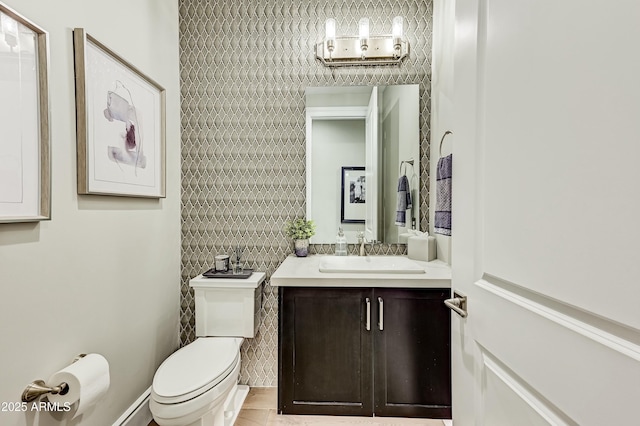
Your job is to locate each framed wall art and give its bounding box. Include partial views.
[341,166,365,224]
[73,28,166,198]
[0,3,50,222]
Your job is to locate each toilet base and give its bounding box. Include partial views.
[222,384,249,426]
[180,383,249,426]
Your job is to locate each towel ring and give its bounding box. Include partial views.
[399,159,414,175]
[439,131,453,157]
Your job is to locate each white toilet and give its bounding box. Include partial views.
[150,272,265,426]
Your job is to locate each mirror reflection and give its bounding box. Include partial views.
[305,85,420,244]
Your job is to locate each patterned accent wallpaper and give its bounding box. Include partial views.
[179,0,433,386]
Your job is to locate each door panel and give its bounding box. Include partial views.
[373,288,451,418]
[279,287,372,416]
[451,0,640,424]
[481,351,571,426]
[474,278,640,425]
[480,0,640,331]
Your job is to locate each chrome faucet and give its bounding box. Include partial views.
[357,232,370,256]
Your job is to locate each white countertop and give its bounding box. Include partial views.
[270,255,451,288]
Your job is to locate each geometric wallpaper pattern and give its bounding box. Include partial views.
[179,0,433,386]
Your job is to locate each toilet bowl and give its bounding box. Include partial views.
[150,272,265,426]
[150,337,244,426]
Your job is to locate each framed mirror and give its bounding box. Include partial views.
[305,85,419,244]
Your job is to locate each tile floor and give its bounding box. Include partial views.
[237,388,444,425]
[147,387,445,426]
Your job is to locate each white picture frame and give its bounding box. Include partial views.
[0,3,50,222]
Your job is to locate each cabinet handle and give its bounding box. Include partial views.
[365,297,371,331]
[378,297,384,331]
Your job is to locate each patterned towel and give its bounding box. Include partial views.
[435,154,452,235]
[395,175,412,226]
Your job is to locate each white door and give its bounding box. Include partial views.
[450,0,640,424]
[365,86,379,242]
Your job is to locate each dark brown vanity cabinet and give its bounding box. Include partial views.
[278,287,451,419]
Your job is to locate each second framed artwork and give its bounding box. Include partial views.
[0,3,50,222]
[73,28,166,198]
[341,166,366,224]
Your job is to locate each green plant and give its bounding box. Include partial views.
[284,218,316,240]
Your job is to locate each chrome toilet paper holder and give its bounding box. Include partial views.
[22,380,69,403]
[21,354,86,403]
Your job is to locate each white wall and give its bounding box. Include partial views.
[0,1,180,425]
[431,0,455,263]
[380,85,419,243]
[305,87,371,108]
[381,97,401,242]
[310,119,365,243]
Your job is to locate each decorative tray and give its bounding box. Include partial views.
[202,268,253,279]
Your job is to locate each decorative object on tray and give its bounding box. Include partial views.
[284,218,316,257]
[73,28,166,198]
[0,4,51,223]
[232,245,245,274]
[214,254,230,272]
[203,268,254,279]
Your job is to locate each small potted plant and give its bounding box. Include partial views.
[284,218,316,257]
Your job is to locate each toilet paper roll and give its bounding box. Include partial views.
[47,353,110,419]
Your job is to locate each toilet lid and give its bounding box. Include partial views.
[153,338,240,402]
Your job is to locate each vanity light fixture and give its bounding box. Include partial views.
[316,16,410,67]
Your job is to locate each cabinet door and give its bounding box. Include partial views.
[373,288,451,418]
[279,287,373,416]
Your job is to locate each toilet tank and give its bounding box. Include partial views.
[189,272,265,338]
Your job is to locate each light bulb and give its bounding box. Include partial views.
[358,17,369,53]
[325,18,336,53]
[392,16,403,54]
[325,18,336,41]
[392,16,403,39]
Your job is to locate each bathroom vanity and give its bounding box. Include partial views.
[271,255,452,419]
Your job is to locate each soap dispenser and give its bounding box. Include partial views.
[335,227,348,256]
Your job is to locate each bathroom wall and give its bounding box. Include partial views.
[431,0,455,263]
[380,85,420,242]
[179,0,433,385]
[0,1,180,425]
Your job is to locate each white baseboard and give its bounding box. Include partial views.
[112,386,152,426]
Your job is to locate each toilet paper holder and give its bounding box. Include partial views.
[21,354,86,403]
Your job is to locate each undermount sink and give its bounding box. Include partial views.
[318,256,425,274]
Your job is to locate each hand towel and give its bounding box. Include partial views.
[435,154,452,235]
[395,175,412,226]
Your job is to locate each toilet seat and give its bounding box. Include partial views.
[152,337,240,404]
